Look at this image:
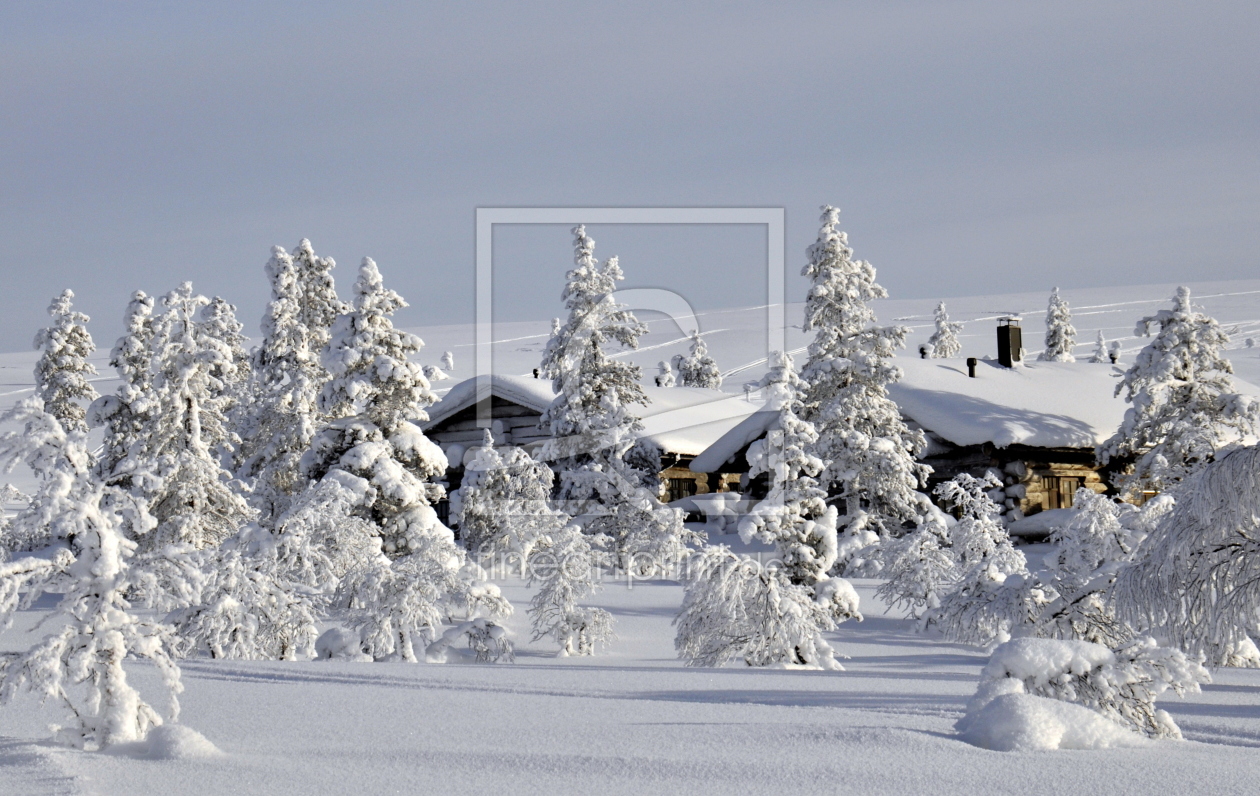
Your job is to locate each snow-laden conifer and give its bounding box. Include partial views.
[233,246,321,528]
[89,291,156,484]
[539,226,695,573]
[1038,287,1077,362]
[1114,443,1260,666]
[0,400,187,750]
[1089,330,1109,363]
[674,332,722,388]
[1096,286,1260,498]
[0,398,101,553]
[302,258,449,557]
[456,431,613,655]
[291,238,348,356]
[798,206,930,543]
[33,290,98,434]
[128,283,254,551]
[927,301,963,358]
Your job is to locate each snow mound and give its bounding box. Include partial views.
[959,691,1150,751]
[108,725,223,760]
[315,627,372,661]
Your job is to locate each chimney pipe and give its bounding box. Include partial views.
[967,357,978,378]
[997,317,1022,368]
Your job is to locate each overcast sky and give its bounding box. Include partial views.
[2,1,1257,346]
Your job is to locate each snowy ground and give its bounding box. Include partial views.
[4,279,1260,794]
[3,564,1260,795]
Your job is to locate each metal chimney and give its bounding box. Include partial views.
[997,317,1022,368]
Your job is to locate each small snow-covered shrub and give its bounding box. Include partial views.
[927,301,962,358]
[959,637,1209,743]
[674,546,859,669]
[425,618,514,663]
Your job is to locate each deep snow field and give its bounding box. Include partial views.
[3,279,1260,794]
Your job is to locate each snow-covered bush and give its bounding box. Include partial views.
[674,332,722,388]
[0,401,186,750]
[674,545,859,669]
[539,226,695,574]
[1038,287,1077,362]
[455,432,614,655]
[1114,443,1260,667]
[959,637,1208,743]
[927,301,963,358]
[654,360,675,387]
[876,506,960,621]
[440,350,454,372]
[798,206,930,543]
[425,618,514,663]
[33,290,98,434]
[1097,286,1260,498]
[922,474,1030,646]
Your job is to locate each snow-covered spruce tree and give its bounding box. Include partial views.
[798,206,930,547]
[1096,286,1260,499]
[0,398,100,553]
[0,400,189,750]
[33,290,98,434]
[1038,287,1077,362]
[739,351,840,589]
[1089,331,1109,364]
[232,246,322,529]
[654,360,675,387]
[674,545,860,669]
[674,332,722,388]
[128,283,254,551]
[456,431,613,655]
[302,258,449,557]
[927,301,963,358]
[89,291,156,485]
[291,238,348,357]
[1115,443,1260,667]
[539,226,696,574]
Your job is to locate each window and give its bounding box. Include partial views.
[1040,476,1080,510]
[667,478,698,503]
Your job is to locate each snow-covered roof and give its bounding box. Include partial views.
[424,375,764,457]
[424,374,556,428]
[887,358,1130,449]
[689,409,778,473]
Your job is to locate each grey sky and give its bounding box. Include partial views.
[2,1,1256,346]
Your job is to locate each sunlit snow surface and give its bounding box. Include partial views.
[3,279,1260,794]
